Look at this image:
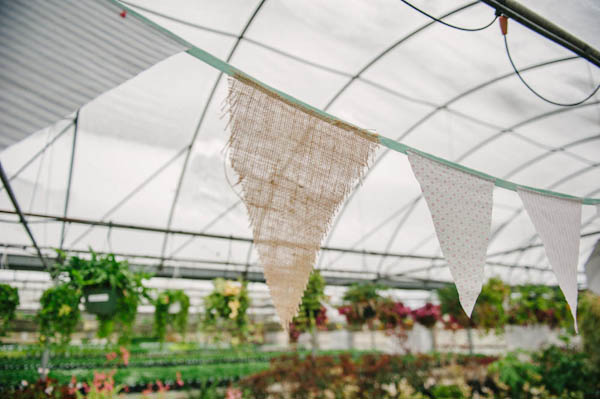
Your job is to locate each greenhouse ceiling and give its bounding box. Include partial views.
[1,0,599,303]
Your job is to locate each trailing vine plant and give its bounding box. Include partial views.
[337,282,386,330]
[55,249,152,344]
[0,283,19,337]
[37,283,81,346]
[289,270,328,350]
[154,289,190,343]
[203,278,250,345]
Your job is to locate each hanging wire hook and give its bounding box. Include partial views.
[500,17,600,106]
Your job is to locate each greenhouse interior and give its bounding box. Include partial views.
[1,0,600,398]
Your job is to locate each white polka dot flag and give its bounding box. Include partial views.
[407,152,494,317]
[518,188,581,332]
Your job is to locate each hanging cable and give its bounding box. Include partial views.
[399,0,497,32]
[503,33,600,106]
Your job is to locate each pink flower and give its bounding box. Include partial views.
[106,352,118,362]
[156,380,170,392]
[93,371,105,389]
[142,382,153,397]
[119,346,130,366]
[176,371,184,387]
[225,387,243,399]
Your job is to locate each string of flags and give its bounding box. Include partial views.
[225,74,588,331]
[113,0,598,332]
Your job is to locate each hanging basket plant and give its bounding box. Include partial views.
[154,289,190,343]
[203,278,250,344]
[0,283,19,337]
[376,300,414,331]
[412,303,441,329]
[289,270,327,341]
[55,249,152,344]
[337,282,387,330]
[507,284,570,330]
[37,283,81,346]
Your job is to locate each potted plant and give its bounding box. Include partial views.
[338,283,386,329]
[412,303,441,351]
[154,289,190,343]
[376,300,414,351]
[290,270,327,352]
[338,282,387,350]
[37,283,81,346]
[55,250,152,344]
[203,278,250,345]
[0,283,19,337]
[473,277,510,333]
[508,284,570,330]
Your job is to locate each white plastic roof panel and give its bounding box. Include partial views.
[0,0,599,306]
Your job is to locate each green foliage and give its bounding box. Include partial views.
[488,351,542,398]
[488,346,598,399]
[37,284,81,346]
[203,279,250,343]
[436,284,472,328]
[508,284,571,329]
[342,282,386,304]
[430,384,464,399]
[533,346,597,397]
[473,277,510,332]
[579,291,600,369]
[0,283,19,336]
[292,270,326,332]
[154,289,190,343]
[54,250,151,344]
[437,280,572,332]
[436,278,510,331]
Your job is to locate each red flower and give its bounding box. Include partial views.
[412,303,441,328]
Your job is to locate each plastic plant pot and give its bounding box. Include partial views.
[83,284,117,315]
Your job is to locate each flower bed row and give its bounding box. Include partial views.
[238,348,600,399]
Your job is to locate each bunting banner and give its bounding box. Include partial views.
[517,189,581,331]
[407,152,494,317]
[585,240,600,295]
[225,76,379,329]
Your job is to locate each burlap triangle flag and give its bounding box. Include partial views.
[518,188,582,332]
[407,152,494,317]
[225,76,378,328]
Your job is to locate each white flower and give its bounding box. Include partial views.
[21,380,28,386]
[45,386,54,395]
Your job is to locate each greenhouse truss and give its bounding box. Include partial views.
[1,0,599,318]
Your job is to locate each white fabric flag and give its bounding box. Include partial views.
[517,189,581,332]
[585,240,600,295]
[407,152,494,317]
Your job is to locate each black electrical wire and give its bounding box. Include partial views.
[504,35,600,106]
[399,0,497,31]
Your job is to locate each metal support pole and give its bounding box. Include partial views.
[0,162,48,270]
[59,109,80,250]
[480,0,600,69]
